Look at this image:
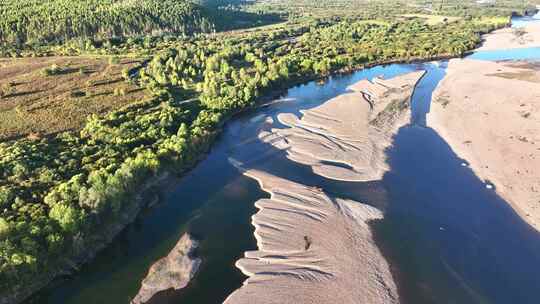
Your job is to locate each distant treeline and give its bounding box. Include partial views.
[237,0,540,19]
[0,0,286,49]
[0,0,215,47]
[1,0,535,50]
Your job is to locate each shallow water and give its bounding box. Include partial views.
[511,11,540,28]
[467,47,540,61]
[27,19,540,304]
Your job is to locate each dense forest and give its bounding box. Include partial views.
[238,0,540,19]
[0,0,538,301]
[0,0,215,47]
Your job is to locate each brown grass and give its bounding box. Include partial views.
[0,56,148,141]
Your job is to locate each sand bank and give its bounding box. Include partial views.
[225,71,426,304]
[255,71,425,182]
[429,59,540,230]
[223,171,399,304]
[131,233,201,304]
[478,22,540,50]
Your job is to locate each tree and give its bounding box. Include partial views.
[0,187,14,209]
[49,203,83,234]
[0,218,10,238]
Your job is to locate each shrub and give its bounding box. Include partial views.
[113,88,126,96]
[70,90,87,98]
[109,56,120,65]
[41,64,62,76]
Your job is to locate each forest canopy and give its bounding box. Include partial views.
[0,0,215,47]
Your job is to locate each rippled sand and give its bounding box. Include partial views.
[225,71,425,304]
[224,171,398,304]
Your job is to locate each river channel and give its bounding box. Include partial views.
[26,17,540,304]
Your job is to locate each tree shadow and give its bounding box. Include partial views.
[2,89,44,98]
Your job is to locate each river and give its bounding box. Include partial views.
[25,17,540,304]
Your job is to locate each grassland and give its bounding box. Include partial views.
[0,57,148,141]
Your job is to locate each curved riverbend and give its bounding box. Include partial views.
[25,16,540,304]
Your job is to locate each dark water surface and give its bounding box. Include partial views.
[27,23,540,304]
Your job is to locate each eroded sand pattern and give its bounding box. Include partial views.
[225,71,426,304]
[257,71,426,182]
[224,171,398,304]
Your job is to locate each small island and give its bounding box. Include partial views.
[131,233,201,304]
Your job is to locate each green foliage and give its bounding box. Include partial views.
[0,97,203,292]
[0,0,532,296]
[0,83,15,99]
[48,204,82,234]
[240,0,540,19]
[108,56,120,65]
[0,0,215,47]
[113,88,126,96]
[41,64,62,76]
[0,218,9,238]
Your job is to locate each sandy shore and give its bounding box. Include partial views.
[429,59,540,231]
[225,71,426,304]
[478,22,540,51]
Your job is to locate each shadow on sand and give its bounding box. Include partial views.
[373,124,540,304]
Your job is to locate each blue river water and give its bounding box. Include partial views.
[511,11,540,28]
[25,17,540,304]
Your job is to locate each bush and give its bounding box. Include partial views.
[113,88,126,96]
[0,83,15,98]
[109,56,120,65]
[70,90,87,98]
[41,64,62,76]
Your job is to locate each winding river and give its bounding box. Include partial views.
[25,17,540,304]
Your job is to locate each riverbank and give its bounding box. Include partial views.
[225,71,425,303]
[478,21,540,51]
[429,58,540,231]
[1,172,185,304]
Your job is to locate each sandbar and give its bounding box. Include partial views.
[429,58,540,231]
[225,71,426,304]
[478,22,540,51]
[131,233,201,304]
